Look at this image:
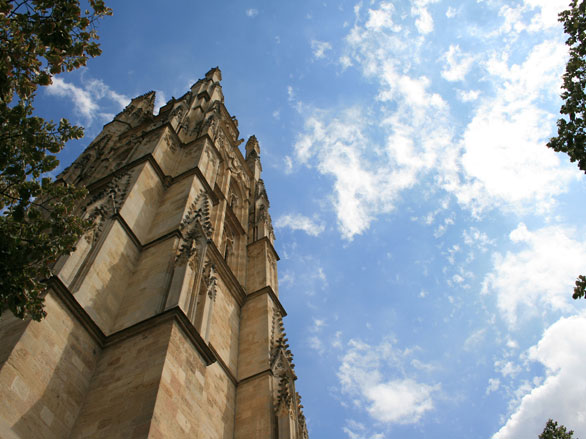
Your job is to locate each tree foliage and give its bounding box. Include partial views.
[539,419,578,439]
[548,0,586,172]
[0,0,111,320]
[548,0,586,301]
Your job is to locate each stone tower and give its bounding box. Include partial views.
[0,68,309,439]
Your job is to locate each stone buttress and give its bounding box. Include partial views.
[0,68,309,439]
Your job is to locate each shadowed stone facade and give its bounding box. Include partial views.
[0,68,309,439]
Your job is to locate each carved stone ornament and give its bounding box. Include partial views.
[176,190,213,266]
[60,134,112,184]
[163,132,178,153]
[225,144,242,176]
[170,103,185,121]
[84,170,133,246]
[296,393,309,439]
[202,261,218,301]
[216,128,227,152]
[204,145,218,169]
[255,179,269,204]
[198,104,221,140]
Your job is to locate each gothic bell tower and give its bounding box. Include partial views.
[0,68,308,439]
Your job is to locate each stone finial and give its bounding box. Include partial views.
[245,135,260,159]
[176,190,213,267]
[205,66,222,83]
[246,136,263,181]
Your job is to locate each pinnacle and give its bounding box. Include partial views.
[132,90,156,105]
[205,66,222,82]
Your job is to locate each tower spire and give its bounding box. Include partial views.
[114,90,156,127]
[0,69,309,439]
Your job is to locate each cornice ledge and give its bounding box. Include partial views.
[237,368,273,387]
[168,307,216,366]
[246,236,280,261]
[46,276,217,366]
[208,342,238,386]
[246,285,287,317]
[47,275,105,345]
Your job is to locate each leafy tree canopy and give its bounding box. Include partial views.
[539,419,578,439]
[0,0,111,320]
[548,0,586,172]
[548,0,586,300]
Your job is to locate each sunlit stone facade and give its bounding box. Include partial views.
[0,68,308,439]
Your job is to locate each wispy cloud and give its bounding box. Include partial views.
[245,8,258,17]
[452,39,576,215]
[338,338,438,426]
[441,44,475,82]
[294,107,421,239]
[311,40,332,59]
[46,76,129,125]
[291,0,578,240]
[274,213,325,236]
[411,0,439,34]
[154,89,167,114]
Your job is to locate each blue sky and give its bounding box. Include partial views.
[35,0,586,438]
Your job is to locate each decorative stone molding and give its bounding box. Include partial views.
[60,134,112,184]
[203,260,218,301]
[83,170,133,246]
[176,190,213,267]
[275,374,293,416]
[163,131,178,153]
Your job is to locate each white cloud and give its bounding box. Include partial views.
[46,77,129,124]
[495,359,522,378]
[287,85,295,102]
[365,2,400,32]
[245,8,258,17]
[274,213,325,236]
[365,379,436,424]
[311,40,332,59]
[340,55,353,69]
[343,420,384,439]
[498,0,570,35]
[85,78,128,108]
[525,0,570,31]
[458,89,480,102]
[293,0,577,241]
[284,155,293,173]
[441,45,475,82]
[47,77,99,119]
[464,328,486,351]
[308,318,327,355]
[482,223,586,326]
[446,6,459,18]
[279,271,294,287]
[450,40,576,214]
[462,227,494,253]
[338,339,438,425]
[494,313,586,439]
[294,107,424,239]
[292,2,458,239]
[411,0,438,34]
[154,89,167,114]
[486,378,501,395]
[308,335,324,355]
